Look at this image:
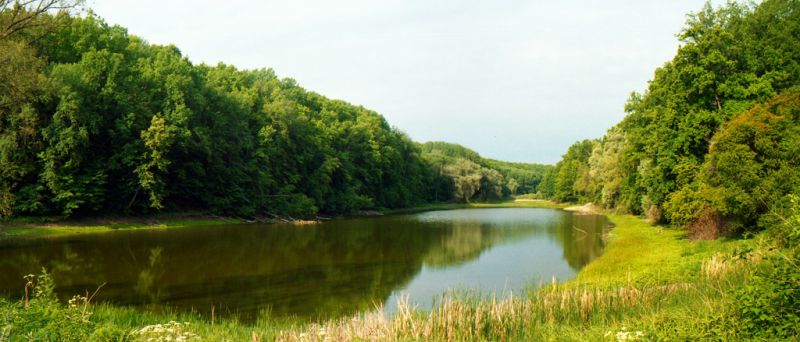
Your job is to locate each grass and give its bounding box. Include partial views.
[275,213,754,341]
[1,199,562,239]
[89,304,296,341]
[0,205,760,340]
[0,216,246,239]
[470,198,567,209]
[511,193,542,200]
[566,213,749,288]
[385,199,566,215]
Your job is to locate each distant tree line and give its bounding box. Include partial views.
[540,0,800,238]
[418,142,549,203]
[0,2,549,219]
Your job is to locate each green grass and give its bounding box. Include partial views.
[567,213,750,288]
[0,200,563,239]
[384,199,566,215]
[469,199,567,209]
[0,218,244,239]
[0,206,760,340]
[511,193,541,200]
[277,212,754,341]
[89,304,295,341]
[1,199,565,240]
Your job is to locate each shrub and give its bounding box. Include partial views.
[735,196,800,338]
[0,270,97,341]
[735,252,800,338]
[686,208,728,240]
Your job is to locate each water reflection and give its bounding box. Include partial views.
[0,208,608,321]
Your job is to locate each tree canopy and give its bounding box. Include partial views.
[540,0,800,237]
[0,8,445,218]
[419,141,551,202]
[0,5,554,219]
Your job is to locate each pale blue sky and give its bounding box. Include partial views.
[91,0,722,164]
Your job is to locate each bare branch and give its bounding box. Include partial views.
[0,0,83,39]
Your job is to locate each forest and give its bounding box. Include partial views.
[0,2,548,220]
[1,0,800,340]
[540,0,800,239]
[535,3,800,336]
[418,141,549,202]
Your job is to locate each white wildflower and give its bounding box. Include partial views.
[132,321,199,342]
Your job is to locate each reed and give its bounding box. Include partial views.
[0,213,757,341]
[275,257,748,341]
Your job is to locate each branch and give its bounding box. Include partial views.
[1,0,83,39]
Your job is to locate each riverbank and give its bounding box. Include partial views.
[563,202,602,215]
[279,213,753,341]
[0,199,565,239]
[0,214,245,239]
[1,207,756,340]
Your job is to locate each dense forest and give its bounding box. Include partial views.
[541,0,800,239]
[0,2,548,219]
[1,0,800,340]
[418,141,549,202]
[538,3,800,334]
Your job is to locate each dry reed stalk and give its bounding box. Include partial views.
[275,258,741,342]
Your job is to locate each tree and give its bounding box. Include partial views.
[443,159,482,203]
[0,0,83,216]
[477,167,504,201]
[586,127,625,208]
[666,91,800,235]
[541,0,800,237]
[506,178,519,196]
[0,0,83,40]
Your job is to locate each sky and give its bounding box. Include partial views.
[90,0,721,164]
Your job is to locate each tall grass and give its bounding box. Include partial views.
[275,252,750,341]
[0,213,764,341]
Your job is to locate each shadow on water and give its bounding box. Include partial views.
[0,208,609,321]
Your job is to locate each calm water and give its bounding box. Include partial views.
[0,208,609,321]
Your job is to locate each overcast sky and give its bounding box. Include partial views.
[90,0,721,164]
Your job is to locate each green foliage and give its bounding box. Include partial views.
[735,199,800,338]
[506,177,519,196]
[0,9,445,218]
[736,251,800,338]
[544,0,800,236]
[539,139,595,203]
[443,158,483,202]
[419,141,551,202]
[0,270,101,341]
[1,214,759,341]
[782,195,800,247]
[666,91,800,233]
[418,141,482,163]
[482,158,550,195]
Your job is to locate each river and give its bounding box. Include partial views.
[0,208,609,321]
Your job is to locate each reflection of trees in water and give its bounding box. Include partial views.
[135,247,165,304]
[422,213,609,271]
[0,220,445,321]
[554,214,609,270]
[423,222,541,268]
[423,223,487,267]
[0,210,609,321]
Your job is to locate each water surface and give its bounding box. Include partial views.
[0,208,609,321]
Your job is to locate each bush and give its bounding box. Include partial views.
[0,270,97,341]
[779,195,800,247]
[686,208,728,240]
[735,252,800,338]
[735,196,800,338]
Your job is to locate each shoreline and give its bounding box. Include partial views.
[0,203,752,340]
[563,202,603,215]
[0,199,569,239]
